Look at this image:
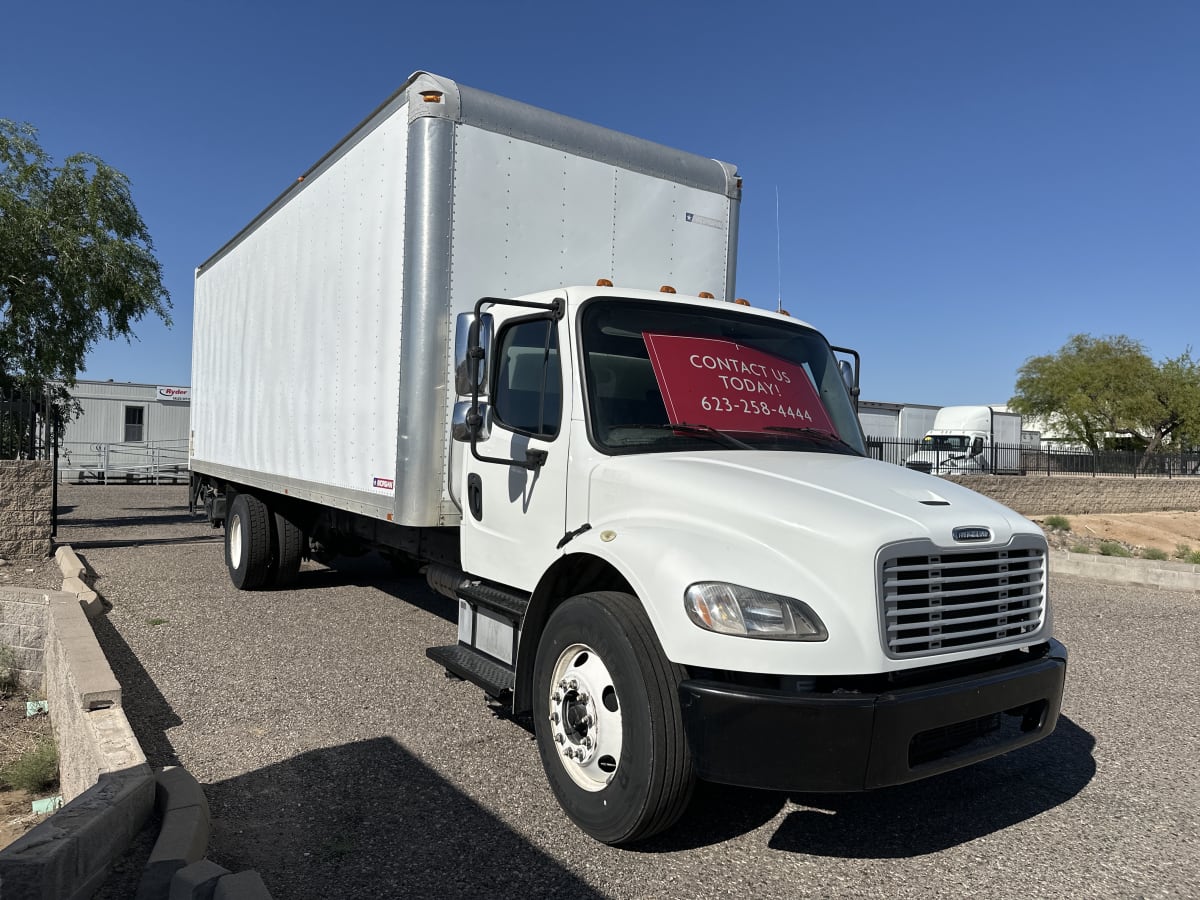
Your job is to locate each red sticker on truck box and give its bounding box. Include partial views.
[642,333,837,436]
[372,477,395,491]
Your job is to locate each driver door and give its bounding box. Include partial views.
[459,311,571,590]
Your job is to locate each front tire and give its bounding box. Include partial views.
[533,591,694,844]
[225,493,272,590]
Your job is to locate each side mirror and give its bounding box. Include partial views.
[451,400,490,443]
[971,436,984,455]
[454,312,494,397]
[838,359,854,392]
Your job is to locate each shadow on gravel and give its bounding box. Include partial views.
[287,556,458,625]
[634,783,790,852]
[206,738,606,899]
[90,616,183,768]
[766,715,1096,858]
[68,535,223,550]
[59,512,204,529]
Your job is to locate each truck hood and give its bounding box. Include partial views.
[586,451,1032,551]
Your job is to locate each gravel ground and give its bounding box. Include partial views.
[48,483,1200,899]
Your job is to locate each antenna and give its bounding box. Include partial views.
[775,185,782,313]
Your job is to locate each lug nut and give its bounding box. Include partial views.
[554,734,564,744]
[550,712,560,724]
[552,692,561,703]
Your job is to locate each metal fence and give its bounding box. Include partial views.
[865,435,1200,478]
[0,383,58,461]
[58,438,189,484]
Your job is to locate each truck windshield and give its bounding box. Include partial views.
[922,435,971,452]
[580,298,865,456]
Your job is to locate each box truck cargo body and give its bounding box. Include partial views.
[192,72,737,529]
[190,72,1065,845]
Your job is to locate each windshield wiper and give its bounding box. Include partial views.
[762,426,860,453]
[610,422,753,450]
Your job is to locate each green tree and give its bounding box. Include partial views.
[1011,335,1200,467]
[1010,334,1153,452]
[1139,351,1200,463]
[0,119,171,395]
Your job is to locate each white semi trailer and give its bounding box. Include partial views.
[190,72,1067,845]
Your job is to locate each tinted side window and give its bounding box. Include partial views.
[492,320,561,437]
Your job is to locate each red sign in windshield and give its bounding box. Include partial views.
[642,333,838,436]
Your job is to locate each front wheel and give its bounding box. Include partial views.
[533,592,694,844]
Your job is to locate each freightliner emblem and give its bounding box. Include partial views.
[953,526,992,542]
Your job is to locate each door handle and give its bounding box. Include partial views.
[467,473,483,521]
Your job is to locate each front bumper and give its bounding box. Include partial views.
[679,639,1067,792]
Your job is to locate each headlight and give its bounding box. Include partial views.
[684,582,828,641]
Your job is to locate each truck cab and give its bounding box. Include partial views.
[906,431,990,475]
[438,286,1065,843]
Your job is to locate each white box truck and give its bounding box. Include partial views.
[905,406,1024,476]
[190,72,1066,845]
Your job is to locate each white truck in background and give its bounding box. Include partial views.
[189,72,1066,845]
[905,406,1024,476]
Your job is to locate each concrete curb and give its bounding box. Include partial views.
[135,767,211,899]
[0,544,272,899]
[0,769,155,900]
[53,546,87,582]
[0,586,154,898]
[1048,549,1200,591]
[55,546,105,619]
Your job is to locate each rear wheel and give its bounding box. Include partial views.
[269,509,305,588]
[225,493,272,590]
[533,591,694,844]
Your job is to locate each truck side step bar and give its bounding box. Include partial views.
[456,580,529,618]
[426,563,530,618]
[426,644,514,699]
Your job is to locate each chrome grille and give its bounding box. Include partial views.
[879,538,1046,658]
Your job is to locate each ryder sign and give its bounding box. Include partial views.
[643,334,837,435]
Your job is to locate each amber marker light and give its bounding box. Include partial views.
[596,278,613,287]
[734,298,751,306]
[660,285,676,294]
[778,310,791,316]
[422,91,444,103]
[698,291,715,299]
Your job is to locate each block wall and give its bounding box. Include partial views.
[946,475,1200,516]
[0,460,53,560]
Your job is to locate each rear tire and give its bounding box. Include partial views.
[225,493,272,590]
[533,591,694,845]
[269,509,305,588]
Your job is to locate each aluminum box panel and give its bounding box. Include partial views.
[192,103,408,507]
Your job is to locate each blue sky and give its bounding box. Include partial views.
[3,1,1198,407]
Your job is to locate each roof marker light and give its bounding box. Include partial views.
[734,298,751,306]
[596,278,613,287]
[422,91,444,103]
[660,285,676,294]
[698,291,715,299]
